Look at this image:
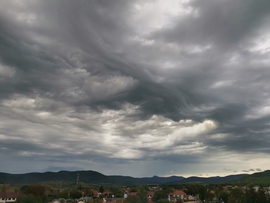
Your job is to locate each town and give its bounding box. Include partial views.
[1,182,270,203]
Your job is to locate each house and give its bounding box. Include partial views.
[253,186,260,192]
[147,191,154,199]
[0,192,18,203]
[264,187,270,195]
[50,200,62,203]
[168,189,186,202]
[91,190,100,198]
[128,192,137,196]
[104,198,125,203]
[186,195,196,201]
[103,190,112,198]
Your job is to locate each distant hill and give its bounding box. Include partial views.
[0,171,110,185]
[230,170,270,185]
[108,175,185,186]
[173,174,247,184]
[0,170,248,186]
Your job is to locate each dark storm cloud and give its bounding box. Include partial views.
[139,0,270,154]
[1,0,270,176]
[152,0,270,48]
[0,0,135,101]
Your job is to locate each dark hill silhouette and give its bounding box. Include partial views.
[0,170,248,185]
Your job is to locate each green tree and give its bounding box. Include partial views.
[245,187,257,203]
[176,199,183,203]
[218,191,229,203]
[58,190,69,199]
[1,184,8,192]
[198,185,207,201]
[16,194,45,203]
[137,186,148,203]
[206,191,215,202]
[18,185,48,203]
[185,184,199,196]
[161,186,173,195]
[123,195,142,203]
[256,187,267,203]
[157,199,170,203]
[92,197,104,203]
[69,189,82,199]
[152,190,169,203]
[22,185,46,197]
[99,185,104,194]
[109,186,124,198]
[228,188,246,203]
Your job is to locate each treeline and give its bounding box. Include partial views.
[2,182,270,203]
[123,184,270,203]
[6,184,124,203]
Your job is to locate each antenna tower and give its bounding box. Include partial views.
[76,173,80,185]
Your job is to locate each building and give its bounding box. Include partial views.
[168,189,186,202]
[0,192,18,203]
[147,191,154,199]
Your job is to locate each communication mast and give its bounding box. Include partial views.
[76,173,80,185]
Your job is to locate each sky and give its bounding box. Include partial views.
[0,0,270,178]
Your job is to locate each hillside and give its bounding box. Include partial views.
[0,171,110,185]
[230,170,270,185]
[175,174,247,184]
[0,170,249,186]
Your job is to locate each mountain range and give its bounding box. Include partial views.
[0,170,252,186]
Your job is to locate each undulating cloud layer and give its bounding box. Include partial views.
[1,0,270,177]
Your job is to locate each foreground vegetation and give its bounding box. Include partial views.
[2,181,270,203]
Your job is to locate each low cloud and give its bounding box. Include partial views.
[242,168,262,173]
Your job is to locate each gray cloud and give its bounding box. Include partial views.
[242,168,262,173]
[0,0,270,177]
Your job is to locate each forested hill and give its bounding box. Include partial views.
[0,170,247,185]
[230,170,270,185]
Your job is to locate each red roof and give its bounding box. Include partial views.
[0,192,18,198]
[129,192,137,196]
[147,191,154,196]
[92,190,99,197]
[103,190,111,194]
[170,190,186,195]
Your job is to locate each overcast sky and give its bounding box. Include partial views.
[0,0,270,178]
